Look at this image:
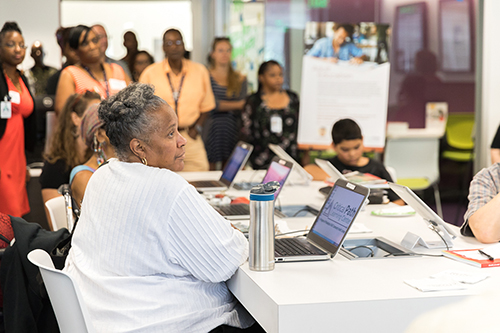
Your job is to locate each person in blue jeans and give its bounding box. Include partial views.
[307,24,366,64]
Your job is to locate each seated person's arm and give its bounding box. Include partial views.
[491,148,500,164]
[71,171,93,209]
[468,193,500,243]
[466,169,500,243]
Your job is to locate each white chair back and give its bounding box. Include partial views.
[384,137,440,184]
[27,249,95,333]
[45,196,67,231]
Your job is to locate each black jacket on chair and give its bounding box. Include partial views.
[0,216,69,333]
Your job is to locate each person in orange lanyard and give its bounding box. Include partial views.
[139,28,215,172]
[54,25,131,117]
[0,21,35,217]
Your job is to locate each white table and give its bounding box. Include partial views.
[179,171,498,333]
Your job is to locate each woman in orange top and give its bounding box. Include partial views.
[0,22,35,217]
[55,25,131,116]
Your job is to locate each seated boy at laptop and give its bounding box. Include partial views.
[330,119,404,205]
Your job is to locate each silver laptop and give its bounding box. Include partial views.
[315,158,347,182]
[388,183,455,249]
[213,157,293,220]
[315,158,389,189]
[268,143,313,185]
[275,179,370,262]
[189,141,253,191]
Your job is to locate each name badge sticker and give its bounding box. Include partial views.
[8,91,20,104]
[109,79,127,91]
[1,101,12,119]
[270,115,283,134]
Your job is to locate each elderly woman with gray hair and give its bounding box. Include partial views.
[64,83,261,333]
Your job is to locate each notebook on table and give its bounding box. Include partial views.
[275,179,370,262]
[213,157,293,220]
[189,141,253,191]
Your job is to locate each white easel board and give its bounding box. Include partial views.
[297,56,390,149]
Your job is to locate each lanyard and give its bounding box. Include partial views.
[166,72,185,114]
[84,64,109,98]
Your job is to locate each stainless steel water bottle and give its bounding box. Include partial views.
[249,181,279,271]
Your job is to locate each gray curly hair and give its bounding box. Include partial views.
[98,82,168,160]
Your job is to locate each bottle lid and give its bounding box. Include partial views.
[250,181,279,201]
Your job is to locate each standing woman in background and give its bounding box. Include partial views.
[0,22,35,217]
[206,37,247,170]
[55,25,131,116]
[241,60,299,169]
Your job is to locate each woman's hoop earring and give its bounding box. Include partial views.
[141,157,148,166]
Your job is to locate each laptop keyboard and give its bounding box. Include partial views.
[191,180,224,187]
[233,182,260,190]
[275,238,322,256]
[217,204,288,219]
[217,204,250,215]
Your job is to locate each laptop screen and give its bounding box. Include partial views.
[261,160,292,199]
[220,145,250,182]
[310,184,366,248]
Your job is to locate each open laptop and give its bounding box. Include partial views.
[388,183,455,249]
[275,179,370,262]
[268,143,313,185]
[213,157,293,220]
[189,141,253,191]
[315,158,389,189]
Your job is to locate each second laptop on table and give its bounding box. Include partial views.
[189,141,253,191]
[214,157,293,220]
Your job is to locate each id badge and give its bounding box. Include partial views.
[1,100,12,119]
[270,115,283,134]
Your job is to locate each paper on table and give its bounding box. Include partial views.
[458,250,493,261]
[481,243,500,259]
[404,277,467,292]
[430,270,489,284]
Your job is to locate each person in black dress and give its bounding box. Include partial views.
[241,60,299,169]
